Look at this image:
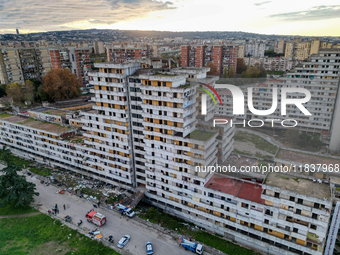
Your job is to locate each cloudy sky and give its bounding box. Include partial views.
[1,0,340,35]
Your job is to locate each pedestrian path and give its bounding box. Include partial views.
[0,211,41,219]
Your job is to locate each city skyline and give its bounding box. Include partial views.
[1,0,340,36]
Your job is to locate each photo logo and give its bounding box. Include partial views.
[197,82,222,115]
[200,83,311,116]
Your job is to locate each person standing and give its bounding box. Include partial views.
[63,204,66,210]
[98,201,101,208]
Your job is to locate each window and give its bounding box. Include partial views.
[274,192,280,198]
[312,213,318,219]
[296,209,301,215]
[310,224,317,230]
[289,196,295,202]
[297,198,303,204]
[293,228,298,233]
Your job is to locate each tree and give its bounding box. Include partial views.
[0,84,7,98]
[223,66,228,78]
[236,58,247,74]
[6,82,23,103]
[0,147,39,208]
[298,133,311,148]
[241,63,267,78]
[206,62,217,76]
[42,68,82,102]
[264,50,284,58]
[311,134,323,149]
[228,66,235,78]
[23,80,35,103]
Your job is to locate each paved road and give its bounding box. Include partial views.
[26,174,206,255]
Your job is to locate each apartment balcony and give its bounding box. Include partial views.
[88,80,126,88]
[90,89,126,97]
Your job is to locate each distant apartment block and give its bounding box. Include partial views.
[237,45,245,58]
[49,47,91,86]
[181,44,238,76]
[244,41,265,58]
[244,56,301,72]
[274,39,286,54]
[93,41,105,54]
[107,45,144,63]
[0,47,51,84]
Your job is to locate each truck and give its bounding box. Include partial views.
[85,211,107,227]
[180,237,203,254]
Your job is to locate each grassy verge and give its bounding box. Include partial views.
[194,231,260,255]
[139,207,191,231]
[234,132,278,155]
[0,203,38,216]
[29,167,53,177]
[139,207,259,255]
[0,213,120,255]
[0,152,32,168]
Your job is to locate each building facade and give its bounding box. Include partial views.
[93,41,105,54]
[49,47,91,86]
[181,44,238,76]
[0,47,52,84]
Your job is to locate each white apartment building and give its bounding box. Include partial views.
[243,56,301,72]
[245,42,265,58]
[0,61,336,255]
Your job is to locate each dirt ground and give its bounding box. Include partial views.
[234,141,275,159]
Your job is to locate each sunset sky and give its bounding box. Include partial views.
[1,0,340,36]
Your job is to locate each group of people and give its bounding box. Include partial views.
[48,204,67,215]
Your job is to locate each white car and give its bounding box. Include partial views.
[125,208,135,218]
[117,235,130,248]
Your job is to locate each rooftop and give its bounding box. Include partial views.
[30,107,70,116]
[153,73,177,77]
[265,172,331,200]
[186,129,216,141]
[0,116,72,134]
[277,149,340,165]
[330,176,340,186]
[205,174,265,205]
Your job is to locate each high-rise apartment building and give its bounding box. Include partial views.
[0,47,51,84]
[285,39,311,60]
[274,39,286,54]
[93,41,105,54]
[181,44,238,76]
[107,45,143,63]
[310,38,320,55]
[245,42,265,58]
[244,57,301,72]
[237,45,245,58]
[49,47,91,86]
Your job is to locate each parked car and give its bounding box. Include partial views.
[146,241,153,254]
[125,208,135,218]
[117,235,130,248]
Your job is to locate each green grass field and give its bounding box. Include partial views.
[0,203,38,216]
[0,213,121,255]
